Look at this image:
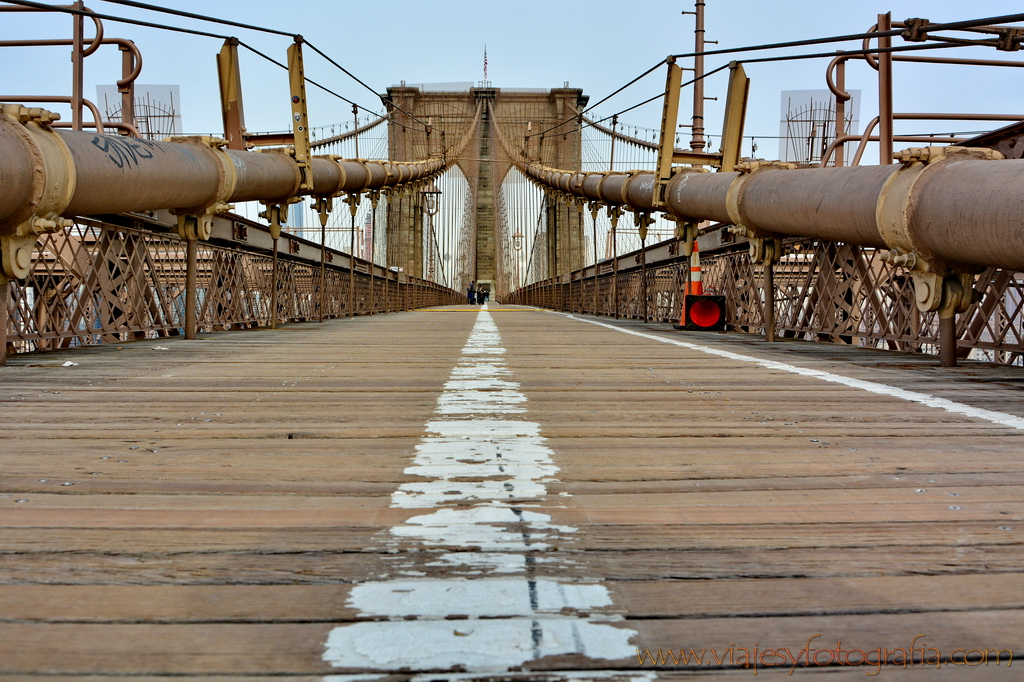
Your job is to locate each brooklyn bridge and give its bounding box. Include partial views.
[0,1,1022,678]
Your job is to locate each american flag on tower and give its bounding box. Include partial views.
[483,45,488,81]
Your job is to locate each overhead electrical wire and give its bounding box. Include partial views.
[98,0,294,37]
[5,0,434,132]
[3,0,230,39]
[738,39,974,66]
[94,0,433,131]
[669,12,1024,60]
[93,1,434,131]
[576,40,971,140]
[535,13,1024,141]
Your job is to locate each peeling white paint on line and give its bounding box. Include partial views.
[324,672,657,682]
[421,667,655,679]
[322,309,641,677]
[559,313,1024,431]
[345,578,613,617]
[324,674,657,682]
[424,551,528,573]
[390,507,577,550]
[415,673,657,682]
[325,619,639,672]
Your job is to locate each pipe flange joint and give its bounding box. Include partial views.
[725,161,795,244]
[0,105,76,279]
[877,145,1001,311]
[165,136,237,241]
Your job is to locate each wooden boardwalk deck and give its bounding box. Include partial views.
[0,304,1022,680]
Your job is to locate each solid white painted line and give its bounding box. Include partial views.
[558,313,1024,431]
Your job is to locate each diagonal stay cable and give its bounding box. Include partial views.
[95,0,433,131]
[582,59,668,120]
[302,40,432,132]
[549,15,1024,143]
[578,41,970,138]
[529,58,666,139]
[533,25,924,140]
[234,41,373,115]
[531,40,972,155]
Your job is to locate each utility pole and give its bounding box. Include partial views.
[686,0,706,152]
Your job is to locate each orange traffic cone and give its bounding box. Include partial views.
[676,240,726,331]
[687,240,703,296]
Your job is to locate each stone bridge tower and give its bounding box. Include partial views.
[384,83,588,294]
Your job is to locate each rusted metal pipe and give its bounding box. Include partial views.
[820,113,1024,167]
[939,315,957,367]
[52,120,140,136]
[71,1,85,132]
[270,238,279,329]
[0,38,142,89]
[1,96,105,133]
[0,125,448,218]
[59,133,222,215]
[690,0,706,153]
[511,147,1024,272]
[0,4,105,51]
[911,157,1024,270]
[0,120,39,227]
[878,13,894,165]
[832,58,847,167]
[185,237,197,339]
[0,274,9,366]
[763,262,775,342]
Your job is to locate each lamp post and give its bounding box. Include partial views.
[511,230,524,292]
[421,183,442,284]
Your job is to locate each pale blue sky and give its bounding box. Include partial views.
[3,0,1023,162]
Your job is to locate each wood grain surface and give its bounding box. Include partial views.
[0,305,1020,678]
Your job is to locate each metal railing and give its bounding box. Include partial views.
[2,212,460,356]
[503,237,1024,365]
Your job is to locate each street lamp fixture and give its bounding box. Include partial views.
[421,183,441,216]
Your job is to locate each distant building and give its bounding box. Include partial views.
[778,89,860,165]
[96,84,183,138]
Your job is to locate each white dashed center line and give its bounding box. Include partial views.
[322,307,647,680]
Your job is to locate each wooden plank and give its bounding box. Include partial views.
[0,612,1019,674]
[2,520,1016,553]
[1,574,1019,623]
[608,574,1024,617]
[1,304,1022,677]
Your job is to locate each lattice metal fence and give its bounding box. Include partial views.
[505,238,1024,366]
[3,218,459,356]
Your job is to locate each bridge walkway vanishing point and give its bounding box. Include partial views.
[0,304,1022,679]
